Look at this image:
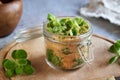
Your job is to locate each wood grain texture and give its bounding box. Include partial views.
[0,35,119,80]
[88,76,115,80]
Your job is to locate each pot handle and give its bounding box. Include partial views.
[78,40,94,64]
[14,25,43,43]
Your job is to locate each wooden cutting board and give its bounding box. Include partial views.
[0,34,120,80]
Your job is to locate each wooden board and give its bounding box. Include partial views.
[0,34,119,80]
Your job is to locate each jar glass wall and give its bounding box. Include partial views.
[43,17,93,70]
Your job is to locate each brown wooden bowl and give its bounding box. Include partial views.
[0,0,23,37]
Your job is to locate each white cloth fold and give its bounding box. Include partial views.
[80,0,120,26]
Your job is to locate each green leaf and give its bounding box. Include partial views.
[11,50,17,59]
[47,27,53,32]
[60,18,68,26]
[79,21,84,26]
[74,17,82,25]
[74,59,84,64]
[69,29,73,36]
[3,59,16,70]
[24,65,35,75]
[72,20,79,28]
[62,48,71,55]
[15,49,27,59]
[26,60,31,65]
[109,45,116,53]
[74,17,86,26]
[15,66,23,75]
[51,55,61,66]
[47,49,61,66]
[2,59,9,67]
[53,20,61,27]
[52,26,58,32]
[109,56,118,64]
[66,19,73,28]
[47,14,55,21]
[47,49,54,61]
[109,42,120,56]
[18,59,27,65]
[117,40,120,44]
[73,59,84,67]
[72,28,79,36]
[5,69,14,78]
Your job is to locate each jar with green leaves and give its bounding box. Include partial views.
[44,14,94,70]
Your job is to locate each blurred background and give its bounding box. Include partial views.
[0,0,120,49]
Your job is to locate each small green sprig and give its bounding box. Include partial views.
[2,49,35,78]
[109,40,120,64]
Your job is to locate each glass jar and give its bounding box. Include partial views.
[15,17,94,70]
[43,17,94,70]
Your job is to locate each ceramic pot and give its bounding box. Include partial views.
[0,0,23,37]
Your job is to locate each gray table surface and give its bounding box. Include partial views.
[0,0,120,79]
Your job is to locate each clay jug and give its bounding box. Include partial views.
[0,0,23,37]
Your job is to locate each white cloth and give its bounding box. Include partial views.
[80,0,120,26]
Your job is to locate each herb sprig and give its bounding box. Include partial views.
[108,40,120,64]
[47,14,89,36]
[2,49,35,78]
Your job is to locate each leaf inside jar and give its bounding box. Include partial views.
[73,59,84,67]
[47,49,61,66]
[61,48,71,55]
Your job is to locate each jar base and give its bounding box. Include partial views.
[45,58,85,71]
